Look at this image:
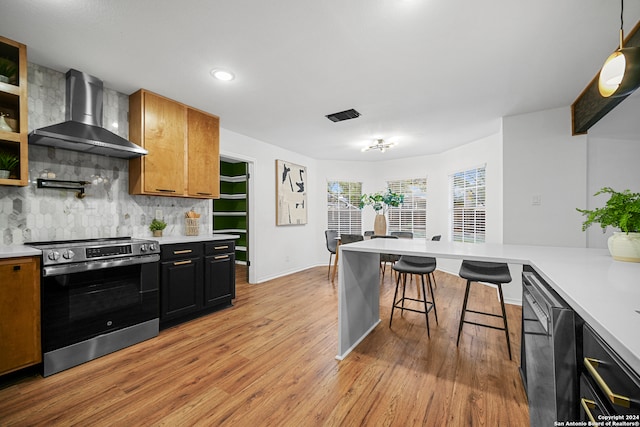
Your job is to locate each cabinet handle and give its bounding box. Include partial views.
[13,265,21,271]
[173,250,193,255]
[173,260,192,266]
[156,188,176,193]
[197,192,212,196]
[584,357,631,408]
[214,255,229,260]
[214,246,229,250]
[580,398,598,426]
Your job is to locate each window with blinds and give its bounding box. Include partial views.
[450,166,486,243]
[327,181,363,235]
[386,178,427,238]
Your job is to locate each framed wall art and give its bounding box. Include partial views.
[276,159,307,225]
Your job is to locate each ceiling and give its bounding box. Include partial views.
[2,0,640,161]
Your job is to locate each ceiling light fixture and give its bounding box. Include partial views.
[361,138,396,153]
[598,0,640,98]
[210,68,235,81]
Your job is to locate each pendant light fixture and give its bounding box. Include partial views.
[598,0,640,98]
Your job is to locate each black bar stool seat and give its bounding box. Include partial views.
[390,256,438,338]
[456,260,513,359]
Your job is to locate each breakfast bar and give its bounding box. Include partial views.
[336,238,640,375]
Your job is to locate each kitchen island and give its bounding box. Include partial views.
[337,238,640,374]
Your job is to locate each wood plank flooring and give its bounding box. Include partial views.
[0,265,529,426]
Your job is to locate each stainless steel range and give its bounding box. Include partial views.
[27,237,160,376]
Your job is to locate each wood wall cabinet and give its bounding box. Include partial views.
[0,36,28,187]
[0,257,41,376]
[129,89,220,199]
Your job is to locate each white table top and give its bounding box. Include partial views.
[340,238,640,374]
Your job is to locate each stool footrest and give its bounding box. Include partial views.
[392,297,435,316]
[462,320,507,331]
[465,308,503,319]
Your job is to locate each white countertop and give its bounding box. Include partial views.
[340,239,640,373]
[151,234,239,245]
[0,234,240,260]
[0,244,41,259]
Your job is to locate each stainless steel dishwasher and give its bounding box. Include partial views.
[520,265,578,426]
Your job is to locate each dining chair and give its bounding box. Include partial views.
[330,234,363,284]
[339,233,364,245]
[325,230,338,279]
[371,235,399,281]
[390,231,413,239]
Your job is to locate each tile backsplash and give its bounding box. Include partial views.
[0,63,210,245]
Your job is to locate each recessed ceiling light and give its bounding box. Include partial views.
[210,68,235,81]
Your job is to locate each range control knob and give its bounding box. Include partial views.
[47,251,61,261]
[140,244,147,252]
[62,250,75,260]
[149,243,156,252]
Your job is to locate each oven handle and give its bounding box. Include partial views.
[523,287,549,335]
[42,254,160,277]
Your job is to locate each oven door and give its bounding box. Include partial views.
[522,272,578,425]
[41,256,159,353]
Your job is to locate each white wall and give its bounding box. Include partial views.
[585,138,640,248]
[220,128,321,283]
[503,107,588,247]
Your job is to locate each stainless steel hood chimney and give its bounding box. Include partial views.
[29,69,147,159]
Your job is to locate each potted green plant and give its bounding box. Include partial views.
[576,187,640,262]
[149,218,167,238]
[0,57,17,84]
[359,189,404,235]
[0,151,19,179]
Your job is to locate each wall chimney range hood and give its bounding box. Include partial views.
[29,69,147,159]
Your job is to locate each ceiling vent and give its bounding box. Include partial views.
[325,109,361,123]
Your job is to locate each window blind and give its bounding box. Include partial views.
[387,178,427,238]
[450,166,486,243]
[327,181,362,235]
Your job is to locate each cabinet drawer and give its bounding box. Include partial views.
[204,240,235,256]
[161,243,203,261]
[579,374,612,423]
[582,324,640,415]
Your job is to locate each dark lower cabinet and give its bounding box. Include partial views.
[160,240,235,327]
[579,323,640,422]
[204,242,236,307]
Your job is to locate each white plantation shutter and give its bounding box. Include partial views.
[386,178,427,238]
[327,181,362,235]
[450,166,486,243]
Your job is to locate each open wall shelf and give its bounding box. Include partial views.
[214,161,248,263]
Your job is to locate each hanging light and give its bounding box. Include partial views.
[361,138,396,153]
[598,0,640,98]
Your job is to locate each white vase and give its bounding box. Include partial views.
[0,170,9,179]
[607,232,640,263]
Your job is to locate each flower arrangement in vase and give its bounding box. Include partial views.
[359,189,404,235]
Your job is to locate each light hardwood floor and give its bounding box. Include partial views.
[0,265,529,426]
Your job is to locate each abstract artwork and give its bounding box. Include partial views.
[276,159,307,225]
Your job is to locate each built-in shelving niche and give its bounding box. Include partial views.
[213,160,248,264]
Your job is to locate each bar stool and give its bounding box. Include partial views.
[390,256,438,337]
[456,260,512,359]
